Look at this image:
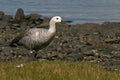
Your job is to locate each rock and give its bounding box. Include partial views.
[0,46,37,61]
[12,23,20,27]
[26,13,41,20]
[103,60,120,71]
[38,17,50,27]
[0,21,9,29]
[0,11,5,20]
[3,15,13,22]
[81,46,95,56]
[105,38,120,44]
[15,8,25,22]
[64,48,83,61]
[25,14,43,26]
[101,22,120,40]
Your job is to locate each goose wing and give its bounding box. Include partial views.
[9,29,30,46]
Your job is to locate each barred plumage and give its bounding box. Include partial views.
[10,16,62,58]
[17,28,54,50]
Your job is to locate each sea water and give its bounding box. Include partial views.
[0,0,120,24]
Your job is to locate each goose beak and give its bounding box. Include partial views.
[60,20,64,23]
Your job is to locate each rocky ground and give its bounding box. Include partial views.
[0,8,120,71]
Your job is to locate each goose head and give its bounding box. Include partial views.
[50,16,62,23]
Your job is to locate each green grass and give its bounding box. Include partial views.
[0,60,120,80]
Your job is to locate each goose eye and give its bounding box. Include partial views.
[56,18,59,20]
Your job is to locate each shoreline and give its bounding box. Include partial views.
[0,8,120,71]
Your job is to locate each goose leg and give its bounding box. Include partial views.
[30,50,37,60]
[34,52,37,59]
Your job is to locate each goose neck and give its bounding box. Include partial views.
[48,21,56,33]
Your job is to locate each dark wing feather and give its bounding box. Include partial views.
[9,29,30,47]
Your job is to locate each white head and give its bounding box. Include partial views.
[49,16,62,33]
[50,16,62,23]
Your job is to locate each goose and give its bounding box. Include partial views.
[10,16,62,59]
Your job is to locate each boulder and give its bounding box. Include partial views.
[15,8,25,22]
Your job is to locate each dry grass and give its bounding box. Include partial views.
[0,60,120,80]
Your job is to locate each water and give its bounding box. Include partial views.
[0,0,120,24]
